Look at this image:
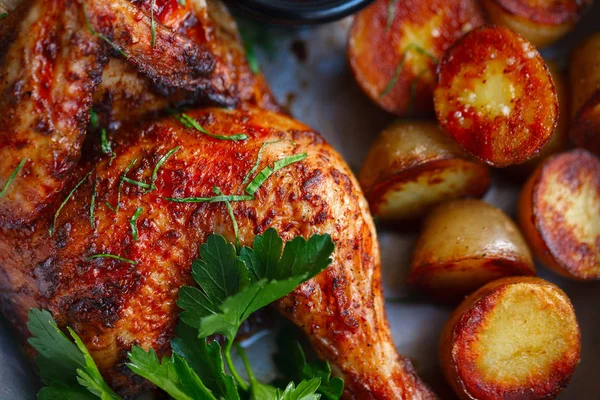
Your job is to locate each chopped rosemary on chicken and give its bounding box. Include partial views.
[90,177,97,229]
[150,0,157,48]
[245,153,307,196]
[0,158,27,198]
[166,194,255,203]
[83,4,128,58]
[172,111,249,141]
[130,207,143,241]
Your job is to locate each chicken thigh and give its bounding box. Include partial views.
[0,0,436,399]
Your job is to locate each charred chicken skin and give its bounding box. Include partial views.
[0,0,435,398]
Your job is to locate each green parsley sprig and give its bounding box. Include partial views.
[27,229,341,400]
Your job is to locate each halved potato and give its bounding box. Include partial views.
[434,26,558,167]
[409,199,535,302]
[481,0,592,48]
[440,277,581,400]
[569,33,600,156]
[358,121,490,221]
[518,149,600,280]
[517,62,571,171]
[348,0,484,116]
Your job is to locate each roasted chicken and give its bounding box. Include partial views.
[0,0,435,398]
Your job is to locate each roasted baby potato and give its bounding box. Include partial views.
[519,149,600,280]
[518,62,571,171]
[358,121,490,221]
[569,33,600,156]
[440,277,581,400]
[409,199,535,302]
[481,0,592,48]
[434,26,558,167]
[348,0,484,116]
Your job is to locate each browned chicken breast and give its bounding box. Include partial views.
[0,0,435,399]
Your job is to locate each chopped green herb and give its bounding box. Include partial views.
[213,186,240,249]
[245,153,307,196]
[242,140,283,185]
[104,201,117,213]
[240,29,260,74]
[408,69,428,114]
[50,169,94,236]
[177,0,186,6]
[386,0,399,31]
[0,158,27,198]
[100,129,112,155]
[0,12,8,19]
[149,146,180,191]
[107,158,137,213]
[130,207,143,241]
[122,177,153,190]
[379,44,439,98]
[150,0,157,48]
[90,177,97,230]
[166,194,254,203]
[173,112,248,141]
[87,254,138,265]
[83,4,128,59]
[90,108,99,130]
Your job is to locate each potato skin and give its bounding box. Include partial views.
[518,149,600,280]
[358,121,490,221]
[409,199,535,303]
[434,26,558,167]
[440,277,581,400]
[569,33,600,156]
[481,0,592,48]
[348,0,484,116]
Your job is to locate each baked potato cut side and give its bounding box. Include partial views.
[481,0,593,48]
[348,0,484,116]
[434,26,558,167]
[569,33,600,156]
[440,277,581,400]
[358,121,490,221]
[409,199,535,302]
[519,149,600,280]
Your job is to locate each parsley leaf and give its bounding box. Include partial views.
[177,228,334,341]
[127,346,216,400]
[172,323,240,400]
[277,379,322,400]
[274,326,343,400]
[27,309,120,400]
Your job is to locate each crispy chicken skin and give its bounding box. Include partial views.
[0,1,435,399]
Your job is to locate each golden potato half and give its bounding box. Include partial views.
[358,121,490,221]
[434,26,558,167]
[348,0,484,116]
[481,0,593,48]
[570,33,600,156]
[519,149,600,280]
[440,277,581,400]
[409,199,535,302]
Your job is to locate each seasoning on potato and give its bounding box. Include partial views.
[409,199,535,302]
[569,32,600,156]
[358,121,490,221]
[519,149,600,280]
[348,0,484,116]
[434,26,558,167]
[481,0,593,48]
[440,277,581,400]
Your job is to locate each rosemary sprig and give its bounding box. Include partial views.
[0,158,27,198]
[87,254,138,265]
[379,44,439,98]
[173,112,248,141]
[50,169,94,236]
[130,207,143,241]
[83,4,128,58]
[214,186,240,249]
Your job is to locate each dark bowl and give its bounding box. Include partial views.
[225,0,374,25]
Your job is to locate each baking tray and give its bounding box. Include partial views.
[0,2,599,399]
